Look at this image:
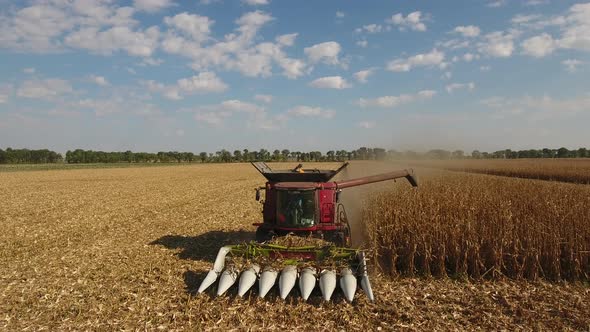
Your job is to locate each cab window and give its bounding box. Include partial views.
[276,190,315,227]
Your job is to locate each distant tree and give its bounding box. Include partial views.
[281,149,290,161]
[557,147,570,158]
[272,149,281,161]
[258,149,270,161]
[577,148,588,158]
[452,150,464,159]
[233,150,242,162]
[427,149,451,159]
[199,152,208,163]
[219,149,232,162]
[326,150,335,161]
[542,148,554,158]
[357,147,368,160]
[471,150,481,159]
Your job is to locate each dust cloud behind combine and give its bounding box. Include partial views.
[333,161,415,248]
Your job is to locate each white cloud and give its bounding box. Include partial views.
[178,72,227,93]
[145,71,227,99]
[17,79,73,99]
[453,25,480,37]
[0,1,143,53]
[509,4,590,55]
[387,49,445,72]
[192,99,283,130]
[463,53,479,62]
[0,4,307,80]
[0,84,13,104]
[164,12,213,43]
[134,0,174,13]
[437,39,470,50]
[358,90,436,108]
[480,65,491,71]
[308,76,351,89]
[288,106,336,119]
[277,58,307,79]
[482,94,590,120]
[358,120,376,129]
[336,11,345,18]
[562,59,583,72]
[304,41,341,65]
[387,11,427,31]
[558,3,590,52]
[254,94,273,103]
[487,0,507,8]
[478,31,516,57]
[217,100,265,114]
[276,33,298,46]
[162,10,306,79]
[511,14,543,25]
[140,57,164,66]
[525,0,549,6]
[521,33,556,57]
[235,10,274,35]
[89,75,110,86]
[356,40,368,48]
[242,0,270,5]
[23,68,36,74]
[195,111,231,125]
[76,97,149,117]
[446,82,475,93]
[356,24,382,34]
[65,26,161,57]
[353,69,374,83]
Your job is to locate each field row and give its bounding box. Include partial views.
[405,159,590,184]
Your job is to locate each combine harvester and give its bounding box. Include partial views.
[198,162,418,302]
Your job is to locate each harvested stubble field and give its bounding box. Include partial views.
[1,162,589,331]
[406,158,590,184]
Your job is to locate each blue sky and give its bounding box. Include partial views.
[0,0,589,153]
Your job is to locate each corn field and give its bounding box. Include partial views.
[364,172,590,281]
[406,159,590,184]
[1,163,588,330]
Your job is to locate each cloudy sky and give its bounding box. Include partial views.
[0,0,589,153]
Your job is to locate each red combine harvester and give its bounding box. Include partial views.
[198,162,418,302]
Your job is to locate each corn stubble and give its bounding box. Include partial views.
[364,172,590,281]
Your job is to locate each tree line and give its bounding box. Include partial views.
[1,147,589,164]
[0,148,63,164]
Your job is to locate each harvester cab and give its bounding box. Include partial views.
[251,161,354,246]
[198,162,418,302]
